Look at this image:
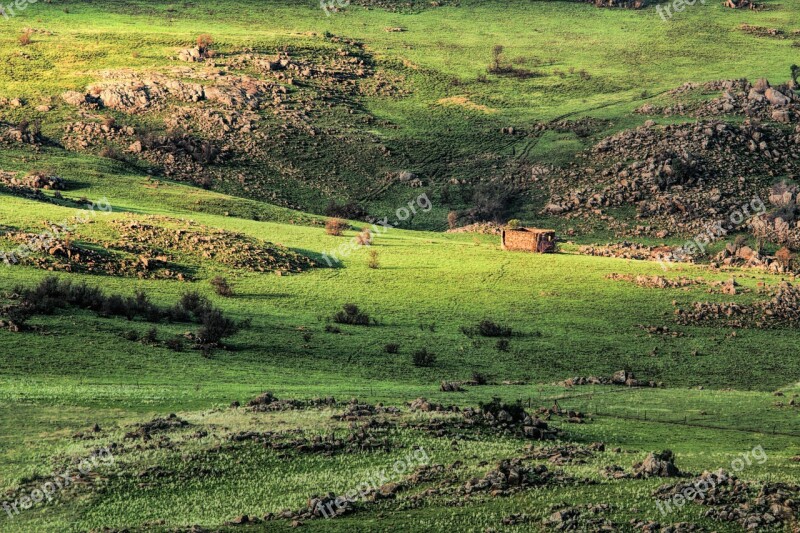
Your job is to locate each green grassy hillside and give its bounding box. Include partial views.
[1,1,800,531]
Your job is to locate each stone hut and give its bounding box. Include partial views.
[501,227,557,253]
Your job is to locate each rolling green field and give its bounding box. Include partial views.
[1,0,800,531]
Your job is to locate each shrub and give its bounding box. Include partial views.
[368,249,380,269]
[412,348,436,367]
[18,30,32,46]
[179,291,211,316]
[471,372,488,385]
[356,227,373,246]
[466,183,519,223]
[196,33,214,51]
[495,339,510,352]
[3,277,246,351]
[210,276,233,297]
[490,44,505,72]
[478,320,512,337]
[102,116,116,129]
[479,397,526,422]
[325,324,341,334]
[325,200,367,220]
[122,330,139,342]
[197,308,239,346]
[507,219,522,229]
[325,218,348,236]
[142,327,159,345]
[776,246,794,269]
[3,303,35,330]
[166,336,185,351]
[333,303,371,326]
[447,211,459,229]
[99,146,125,161]
[384,343,400,354]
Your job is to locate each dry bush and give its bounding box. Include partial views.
[18,31,32,46]
[447,211,459,229]
[325,218,348,236]
[356,227,373,245]
[776,246,794,269]
[196,33,214,51]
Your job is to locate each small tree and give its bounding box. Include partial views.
[368,249,380,269]
[791,64,799,85]
[507,219,522,229]
[491,45,505,72]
